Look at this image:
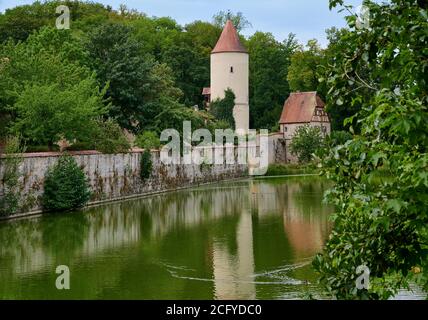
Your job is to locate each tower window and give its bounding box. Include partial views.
[230,66,234,73]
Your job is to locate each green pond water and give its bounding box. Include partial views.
[0,177,364,299]
[1,176,333,299]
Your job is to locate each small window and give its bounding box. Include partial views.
[230,66,234,73]
[284,126,288,132]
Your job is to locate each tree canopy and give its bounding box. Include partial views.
[313,0,428,299]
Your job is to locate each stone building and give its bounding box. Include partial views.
[279,91,330,140]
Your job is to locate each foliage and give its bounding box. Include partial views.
[91,119,130,154]
[86,23,156,132]
[313,0,428,299]
[212,10,252,31]
[151,101,207,135]
[0,26,89,108]
[290,125,324,164]
[265,163,319,176]
[320,27,365,131]
[0,1,115,43]
[135,131,161,150]
[140,150,152,180]
[86,22,189,133]
[0,1,301,136]
[0,27,106,149]
[42,154,91,212]
[0,114,9,140]
[10,80,107,150]
[210,89,236,129]
[0,136,24,216]
[287,39,324,95]
[0,1,57,43]
[160,40,208,107]
[326,130,353,148]
[248,32,298,130]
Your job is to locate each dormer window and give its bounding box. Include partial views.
[230,66,234,73]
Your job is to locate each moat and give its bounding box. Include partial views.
[0,177,334,299]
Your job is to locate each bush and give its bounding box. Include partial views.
[290,125,324,163]
[92,119,131,154]
[10,80,107,151]
[317,130,353,159]
[0,136,24,216]
[135,131,161,150]
[42,155,91,212]
[25,145,60,153]
[140,149,152,180]
[327,130,353,147]
[65,141,95,151]
[210,89,235,129]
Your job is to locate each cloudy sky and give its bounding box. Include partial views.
[0,0,364,46]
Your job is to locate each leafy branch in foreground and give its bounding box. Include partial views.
[313,0,428,299]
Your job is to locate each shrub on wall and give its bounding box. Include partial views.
[326,130,353,148]
[92,119,131,154]
[140,150,152,180]
[42,155,91,212]
[290,125,324,163]
[0,136,24,216]
[210,89,236,129]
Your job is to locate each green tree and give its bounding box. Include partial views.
[313,0,428,299]
[185,21,222,54]
[287,39,324,95]
[248,32,298,130]
[140,150,152,180]
[91,118,131,154]
[210,89,236,129]
[42,155,91,212]
[135,131,161,150]
[320,27,371,131]
[160,42,208,107]
[86,23,156,132]
[0,1,56,43]
[86,22,188,132]
[151,101,207,134]
[10,80,106,150]
[212,10,252,31]
[0,136,24,216]
[0,27,97,142]
[0,1,116,43]
[290,125,324,163]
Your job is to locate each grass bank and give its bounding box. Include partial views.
[264,163,320,176]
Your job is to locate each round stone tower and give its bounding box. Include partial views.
[210,20,249,132]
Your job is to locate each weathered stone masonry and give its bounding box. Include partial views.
[0,136,289,217]
[0,148,249,216]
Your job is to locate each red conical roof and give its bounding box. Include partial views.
[212,20,248,54]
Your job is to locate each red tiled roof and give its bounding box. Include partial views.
[212,20,248,54]
[279,92,326,124]
[202,87,211,95]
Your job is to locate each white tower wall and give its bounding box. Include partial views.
[210,52,249,131]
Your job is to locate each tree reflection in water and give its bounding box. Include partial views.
[0,177,333,299]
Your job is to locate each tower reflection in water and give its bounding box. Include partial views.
[0,177,333,299]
